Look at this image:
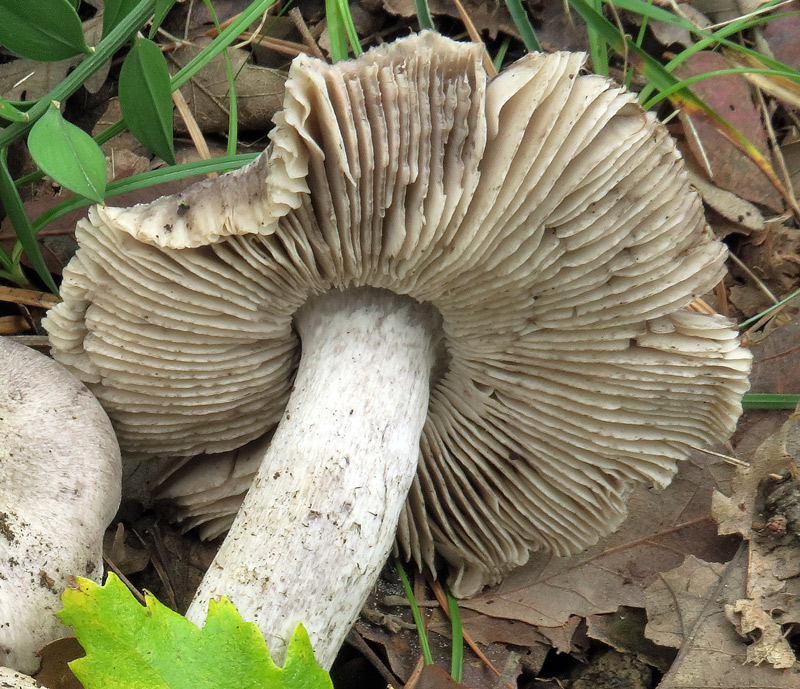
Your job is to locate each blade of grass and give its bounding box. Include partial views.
[569,0,800,221]
[203,0,238,156]
[0,149,55,292]
[738,285,800,329]
[326,0,347,62]
[337,0,362,56]
[446,589,463,683]
[493,35,511,72]
[414,0,435,30]
[590,0,609,75]
[505,0,541,52]
[395,560,433,666]
[171,0,278,88]
[742,393,800,410]
[642,67,800,110]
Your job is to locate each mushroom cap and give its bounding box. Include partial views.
[44,32,750,596]
[0,338,121,672]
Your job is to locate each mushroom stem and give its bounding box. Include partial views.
[186,288,439,668]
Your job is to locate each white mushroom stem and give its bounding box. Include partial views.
[186,289,439,668]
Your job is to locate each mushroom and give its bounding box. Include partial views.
[43,32,751,667]
[0,667,45,689]
[0,338,121,673]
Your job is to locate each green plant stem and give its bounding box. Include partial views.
[414,0,435,30]
[446,589,463,683]
[395,560,434,666]
[202,0,239,156]
[738,286,800,329]
[0,0,156,149]
[505,0,541,52]
[741,393,800,410]
[172,0,278,87]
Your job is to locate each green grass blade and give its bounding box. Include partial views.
[395,560,433,666]
[493,35,511,72]
[414,0,435,30]
[150,0,177,39]
[0,149,57,293]
[171,0,277,88]
[741,394,800,410]
[505,0,541,52]
[738,286,800,329]
[587,0,609,75]
[446,589,463,683]
[326,0,348,62]
[203,0,238,156]
[337,0,362,56]
[642,67,800,110]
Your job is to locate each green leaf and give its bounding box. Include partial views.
[0,149,56,293]
[742,394,800,410]
[0,96,29,123]
[0,0,90,61]
[150,0,178,39]
[58,574,333,689]
[28,102,106,203]
[119,37,176,165]
[102,0,141,39]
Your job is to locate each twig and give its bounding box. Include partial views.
[451,0,496,77]
[290,8,325,60]
[0,285,60,308]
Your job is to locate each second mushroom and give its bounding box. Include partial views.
[44,33,751,668]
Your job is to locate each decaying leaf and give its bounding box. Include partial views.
[724,599,796,669]
[461,452,739,630]
[676,51,783,212]
[644,551,800,688]
[711,413,800,671]
[167,38,286,135]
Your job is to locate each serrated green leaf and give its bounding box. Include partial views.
[150,0,178,39]
[119,37,176,164]
[0,149,56,293]
[58,573,334,689]
[0,0,90,61]
[102,0,141,39]
[28,102,106,203]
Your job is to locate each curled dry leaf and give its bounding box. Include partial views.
[644,551,800,688]
[711,413,800,670]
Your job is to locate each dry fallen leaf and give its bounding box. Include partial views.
[711,413,800,671]
[461,452,739,631]
[168,38,286,135]
[676,51,783,212]
[644,550,800,688]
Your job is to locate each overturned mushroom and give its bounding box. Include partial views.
[0,338,121,673]
[44,33,750,667]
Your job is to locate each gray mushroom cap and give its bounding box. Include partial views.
[0,338,121,672]
[44,32,750,597]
